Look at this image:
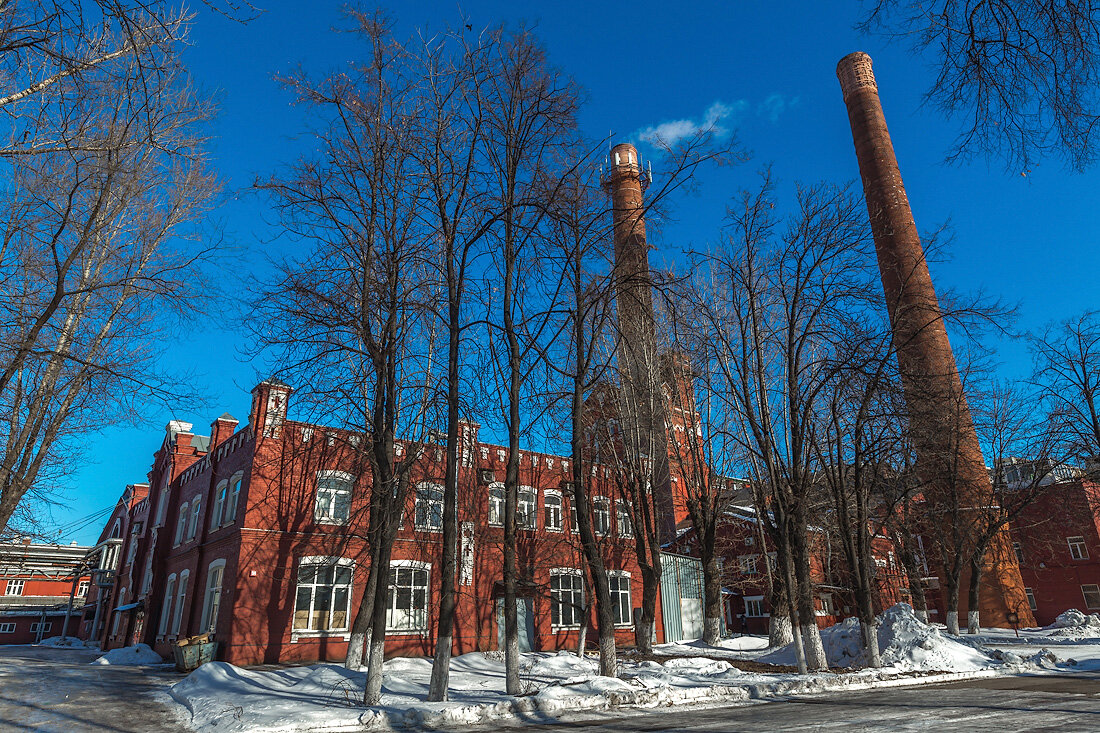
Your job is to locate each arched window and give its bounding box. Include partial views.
[199,559,226,633]
[315,471,353,524]
[171,571,189,635]
[544,491,563,532]
[211,480,228,528]
[174,503,188,546]
[414,484,444,531]
[225,472,244,524]
[518,486,537,530]
[488,483,504,526]
[158,575,177,636]
[187,498,202,541]
[110,519,122,539]
[293,557,353,632]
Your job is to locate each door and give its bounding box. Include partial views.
[496,597,536,652]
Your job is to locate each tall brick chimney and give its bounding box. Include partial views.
[602,142,677,542]
[836,52,1033,628]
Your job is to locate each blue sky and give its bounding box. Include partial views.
[45,1,1100,543]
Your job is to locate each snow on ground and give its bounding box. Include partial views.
[969,608,1100,672]
[169,605,1076,732]
[36,635,91,648]
[760,604,996,672]
[91,643,166,665]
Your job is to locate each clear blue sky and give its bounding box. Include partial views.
[47,0,1100,543]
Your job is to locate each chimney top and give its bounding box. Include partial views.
[610,142,640,171]
[216,412,238,423]
[836,51,877,102]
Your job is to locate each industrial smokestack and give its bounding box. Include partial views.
[602,142,679,541]
[836,52,1032,628]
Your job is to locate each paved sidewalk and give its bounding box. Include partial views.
[0,645,189,732]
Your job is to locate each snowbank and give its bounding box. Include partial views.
[91,643,165,665]
[37,635,90,648]
[1046,609,1100,638]
[760,604,997,672]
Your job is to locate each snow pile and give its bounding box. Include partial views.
[1046,609,1100,638]
[760,604,997,672]
[37,636,90,648]
[525,650,599,678]
[91,643,165,665]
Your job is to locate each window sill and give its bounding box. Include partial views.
[413,526,443,533]
[385,628,430,636]
[546,527,563,533]
[551,625,582,632]
[315,518,350,527]
[291,630,351,642]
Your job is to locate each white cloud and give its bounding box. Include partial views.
[634,100,747,148]
[756,93,799,122]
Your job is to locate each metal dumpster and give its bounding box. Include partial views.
[173,634,218,672]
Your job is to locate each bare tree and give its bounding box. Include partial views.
[479,28,580,692]
[861,1,1100,171]
[0,1,218,535]
[1029,311,1100,465]
[251,12,441,704]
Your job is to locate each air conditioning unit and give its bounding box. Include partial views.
[479,469,495,484]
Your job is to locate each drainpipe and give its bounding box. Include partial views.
[60,568,80,642]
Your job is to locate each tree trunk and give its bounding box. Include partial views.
[944,572,961,635]
[637,562,659,654]
[966,554,984,634]
[702,550,723,645]
[790,519,827,670]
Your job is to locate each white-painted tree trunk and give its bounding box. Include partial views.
[801,623,828,671]
[703,616,722,646]
[364,635,386,705]
[946,611,960,635]
[427,636,452,702]
[769,614,794,648]
[346,629,370,670]
[598,632,617,677]
[967,610,980,634]
[861,620,881,668]
[636,619,654,653]
[576,625,587,657]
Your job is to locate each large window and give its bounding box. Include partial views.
[544,491,563,532]
[225,474,243,524]
[1024,587,1037,611]
[5,579,24,596]
[745,596,766,617]
[1083,584,1100,610]
[593,498,611,536]
[608,573,632,626]
[159,575,178,636]
[386,563,429,632]
[174,503,189,546]
[1068,536,1089,560]
[739,555,759,576]
[187,498,202,541]
[172,571,189,635]
[315,472,352,524]
[616,501,633,538]
[199,560,225,633]
[518,487,537,530]
[551,570,585,628]
[488,484,504,526]
[0,623,14,633]
[414,484,443,531]
[212,481,228,528]
[293,559,353,632]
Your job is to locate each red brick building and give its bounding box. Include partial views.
[93,379,664,665]
[0,540,92,644]
[1010,478,1100,626]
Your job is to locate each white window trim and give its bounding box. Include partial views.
[488,482,504,527]
[550,568,586,630]
[413,482,445,533]
[544,490,563,532]
[171,571,189,636]
[315,471,354,525]
[199,559,226,633]
[0,623,14,633]
[593,496,611,536]
[518,485,538,530]
[606,570,632,627]
[158,574,178,636]
[385,560,432,635]
[225,471,244,525]
[290,556,356,642]
[743,594,768,618]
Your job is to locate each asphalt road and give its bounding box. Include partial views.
[0,645,189,733]
[485,674,1100,732]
